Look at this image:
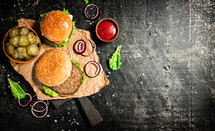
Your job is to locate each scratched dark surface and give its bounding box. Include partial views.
[1,0,215,130]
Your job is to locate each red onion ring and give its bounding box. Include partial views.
[31,101,48,118]
[84,4,99,20]
[18,93,33,107]
[84,61,101,78]
[73,39,96,56]
[81,39,96,56]
[73,40,86,54]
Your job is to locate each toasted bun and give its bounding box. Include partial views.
[51,62,82,95]
[35,49,72,86]
[40,10,73,42]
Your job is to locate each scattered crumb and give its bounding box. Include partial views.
[112,94,115,97]
[107,75,109,78]
[68,112,70,114]
[99,94,101,96]
[68,107,70,110]
[7,74,10,77]
[54,120,57,123]
[77,122,79,125]
[46,115,50,117]
[140,82,143,85]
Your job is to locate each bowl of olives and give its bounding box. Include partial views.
[2,26,41,63]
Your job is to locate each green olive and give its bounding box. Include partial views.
[17,47,26,53]
[27,45,39,56]
[27,32,34,38]
[16,49,24,59]
[21,49,32,60]
[12,49,18,59]
[6,44,15,56]
[5,42,10,47]
[9,28,19,37]
[20,27,29,36]
[24,53,33,60]
[21,49,28,57]
[19,36,29,46]
[28,35,36,43]
[9,36,20,47]
[34,36,40,45]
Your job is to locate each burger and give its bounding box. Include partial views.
[35,49,84,96]
[39,9,76,47]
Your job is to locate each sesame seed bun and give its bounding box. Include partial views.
[35,49,72,86]
[40,10,73,43]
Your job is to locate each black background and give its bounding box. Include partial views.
[1,0,215,130]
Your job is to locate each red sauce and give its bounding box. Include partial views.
[97,20,116,41]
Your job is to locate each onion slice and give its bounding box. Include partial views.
[73,39,96,56]
[81,39,96,56]
[84,4,99,20]
[73,40,86,54]
[18,93,33,107]
[84,61,101,78]
[31,101,48,118]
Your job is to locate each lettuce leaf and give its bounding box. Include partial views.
[37,13,46,24]
[71,60,86,85]
[63,8,70,15]
[81,71,86,85]
[43,85,59,97]
[71,60,81,68]
[109,45,122,71]
[8,78,26,99]
[83,0,89,4]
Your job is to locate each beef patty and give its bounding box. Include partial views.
[51,62,82,95]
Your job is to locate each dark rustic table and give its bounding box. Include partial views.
[1,0,215,130]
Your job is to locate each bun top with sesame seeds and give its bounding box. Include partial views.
[35,49,72,86]
[40,10,73,44]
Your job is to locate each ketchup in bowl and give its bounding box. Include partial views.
[97,20,116,41]
[96,18,119,42]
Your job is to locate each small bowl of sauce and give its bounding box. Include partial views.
[95,18,119,42]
